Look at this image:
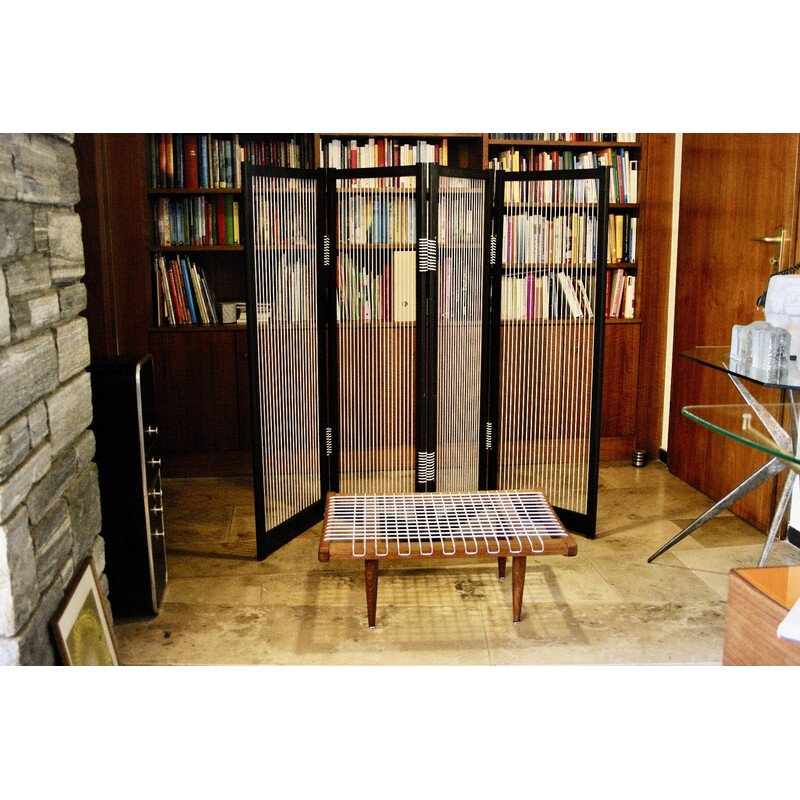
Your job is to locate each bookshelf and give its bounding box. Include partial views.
[75,132,674,478]
[489,134,675,461]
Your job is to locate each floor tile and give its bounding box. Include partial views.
[482,600,727,665]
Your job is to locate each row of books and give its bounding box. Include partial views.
[490,133,637,143]
[153,195,240,247]
[251,189,315,249]
[259,258,317,323]
[498,267,636,320]
[500,271,595,321]
[338,194,417,246]
[502,211,599,267]
[336,251,416,324]
[154,253,219,326]
[223,257,634,326]
[438,256,482,321]
[606,268,636,319]
[336,251,488,325]
[149,134,312,190]
[321,137,448,171]
[493,147,638,205]
[608,214,637,264]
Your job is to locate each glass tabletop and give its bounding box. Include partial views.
[682,403,800,465]
[681,346,800,391]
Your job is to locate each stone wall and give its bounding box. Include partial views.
[0,134,103,665]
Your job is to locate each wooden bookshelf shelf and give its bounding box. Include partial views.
[489,139,640,148]
[148,188,242,195]
[151,246,243,252]
[148,323,245,333]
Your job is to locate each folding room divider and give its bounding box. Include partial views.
[242,163,608,558]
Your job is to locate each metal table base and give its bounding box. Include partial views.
[649,376,799,567]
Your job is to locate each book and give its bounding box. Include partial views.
[165,133,174,188]
[217,196,226,245]
[153,256,164,325]
[156,257,175,325]
[393,251,416,322]
[184,135,199,189]
[198,135,209,188]
[623,275,636,319]
[556,272,584,318]
[574,276,595,318]
[166,259,188,323]
[232,201,240,245]
[609,269,625,318]
[174,133,184,188]
[225,196,234,246]
[179,255,199,323]
[515,277,527,319]
[536,275,549,319]
[189,261,208,324]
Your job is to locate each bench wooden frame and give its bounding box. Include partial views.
[318,489,577,627]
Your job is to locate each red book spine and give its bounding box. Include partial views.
[158,134,167,188]
[184,135,199,189]
[173,258,193,323]
[216,196,226,245]
[166,261,185,324]
[165,133,174,188]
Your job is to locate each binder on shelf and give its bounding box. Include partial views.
[392,251,416,322]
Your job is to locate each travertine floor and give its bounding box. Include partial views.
[113,461,800,666]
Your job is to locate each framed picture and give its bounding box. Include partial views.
[51,557,120,666]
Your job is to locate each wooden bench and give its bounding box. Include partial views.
[318,490,577,627]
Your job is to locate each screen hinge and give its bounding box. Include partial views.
[418,238,437,273]
[417,450,436,483]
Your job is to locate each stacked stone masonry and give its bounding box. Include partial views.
[0,134,105,665]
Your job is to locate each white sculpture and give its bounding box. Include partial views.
[764,274,800,359]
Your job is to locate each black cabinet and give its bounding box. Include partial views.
[90,354,167,616]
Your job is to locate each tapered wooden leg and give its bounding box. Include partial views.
[512,556,526,623]
[498,557,507,580]
[365,559,379,628]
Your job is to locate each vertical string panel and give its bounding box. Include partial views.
[497,173,601,518]
[336,174,417,494]
[251,174,322,532]
[436,175,486,492]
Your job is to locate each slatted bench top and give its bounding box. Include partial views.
[319,489,577,561]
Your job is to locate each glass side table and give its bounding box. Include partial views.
[648,346,800,567]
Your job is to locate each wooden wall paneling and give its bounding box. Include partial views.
[74,134,117,358]
[149,329,240,456]
[635,133,675,458]
[235,330,251,451]
[668,133,800,532]
[75,133,150,358]
[600,321,640,447]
